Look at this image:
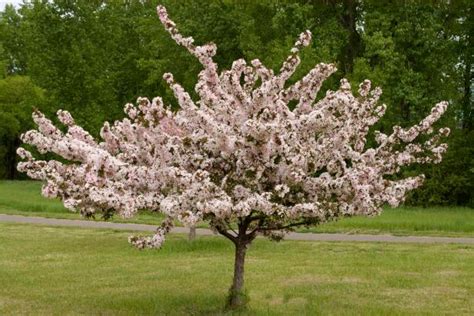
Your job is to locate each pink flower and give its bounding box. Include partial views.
[17,5,450,249]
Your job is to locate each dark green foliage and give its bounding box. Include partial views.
[0,76,45,178]
[408,129,474,207]
[0,0,472,206]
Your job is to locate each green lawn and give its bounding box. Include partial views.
[0,180,166,224]
[304,207,474,236]
[1,180,473,236]
[0,223,473,315]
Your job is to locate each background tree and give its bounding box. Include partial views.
[0,75,45,178]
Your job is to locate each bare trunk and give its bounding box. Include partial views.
[338,0,362,75]
[188,226,196,241]
[6,137,19,179]
[218,216,257,309]
[227,240,247,309]
[461,34,472,130]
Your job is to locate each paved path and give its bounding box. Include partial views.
[1,213,473,244]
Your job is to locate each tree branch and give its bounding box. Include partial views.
[257,220,313,232]
[215,225,237,244]
[246,217,264,240]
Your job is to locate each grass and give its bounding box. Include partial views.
[307,206,474,236]
[0,222,473,315]
[0,180,165,224]
[1,180,473,237]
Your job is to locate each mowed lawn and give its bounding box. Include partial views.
[1,180,473,236]
[0,180,167,224]
[0,223,473,315]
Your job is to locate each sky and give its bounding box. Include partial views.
[0,0,22,10]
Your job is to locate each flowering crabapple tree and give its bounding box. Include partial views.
[17,5,450,308]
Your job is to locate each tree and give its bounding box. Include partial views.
[0,75,44,178]
[0,4,28,75]
[348,0,472,206]
[17,5,450,309]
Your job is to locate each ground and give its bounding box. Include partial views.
[0,223,473,315]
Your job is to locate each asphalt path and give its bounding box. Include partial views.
[1,213,473,244]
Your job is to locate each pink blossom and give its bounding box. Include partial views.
[17,5,450,249]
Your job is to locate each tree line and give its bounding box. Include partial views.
[0,0,472,206]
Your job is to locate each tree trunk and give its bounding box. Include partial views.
[8,137,20,179]
[338,0,362,75]
[227,240,247,309]
[188,226,196,241]
[461,33,472,130]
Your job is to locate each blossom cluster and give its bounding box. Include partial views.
[18,5,449,247]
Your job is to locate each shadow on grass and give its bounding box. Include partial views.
[103,292,238,315]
